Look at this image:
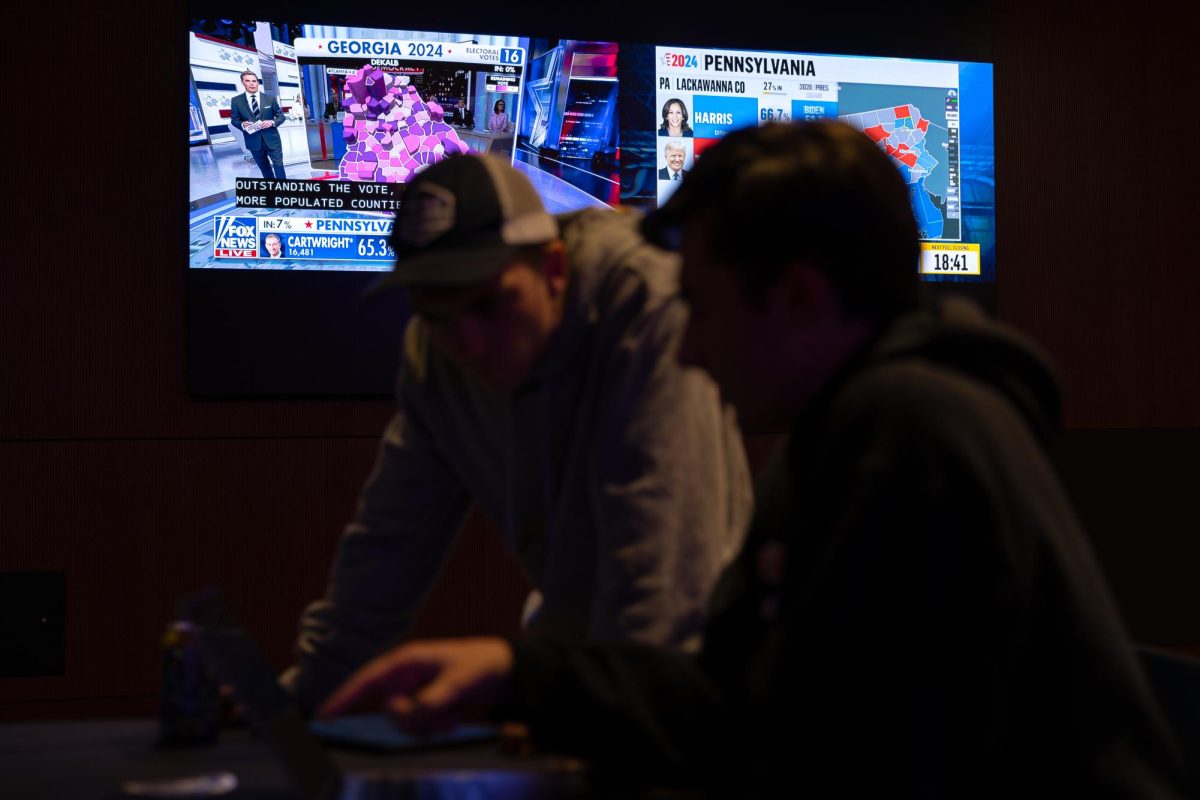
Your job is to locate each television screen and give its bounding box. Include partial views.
[187,18,994,395]
[613,43,994,282]
[189,27,529,273]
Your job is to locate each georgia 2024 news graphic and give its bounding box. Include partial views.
[189,29,526,271]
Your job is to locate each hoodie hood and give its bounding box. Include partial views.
[870,296,1063,446]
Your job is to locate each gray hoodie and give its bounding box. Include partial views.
[282,208,753,713]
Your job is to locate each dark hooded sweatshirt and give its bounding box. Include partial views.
[511,297,1186,798]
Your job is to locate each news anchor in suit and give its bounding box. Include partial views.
[229,70,287,180]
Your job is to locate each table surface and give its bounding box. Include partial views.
[0,718,598,800]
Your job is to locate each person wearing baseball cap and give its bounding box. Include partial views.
[281,153,753,715]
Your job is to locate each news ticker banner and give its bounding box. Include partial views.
[294,38,525,67]
[213,214,395,262]
[235,178,402,212]
[655,48,840,140]
[293,38,526,97]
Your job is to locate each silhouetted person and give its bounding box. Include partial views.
[322,122,1186,799]
[280,154,752,715]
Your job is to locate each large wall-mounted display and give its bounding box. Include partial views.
[187,13,994,395]
[618,44,994,281]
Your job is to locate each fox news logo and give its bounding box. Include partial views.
[214,215,259,258]
[661,52,699,69]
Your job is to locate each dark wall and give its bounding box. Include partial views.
[995,5,1199,428]
[1,2,1196,719]
[994,4,1200,663]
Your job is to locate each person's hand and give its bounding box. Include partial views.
[260,120,274,128]
[317,637,514,735]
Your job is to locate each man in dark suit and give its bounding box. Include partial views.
[658,140,687,181]
[229,70,287,180]
[448,98,474,128]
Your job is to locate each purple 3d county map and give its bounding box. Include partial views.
[340,64,471,183]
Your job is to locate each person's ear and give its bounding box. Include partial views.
[542,240,568,298]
